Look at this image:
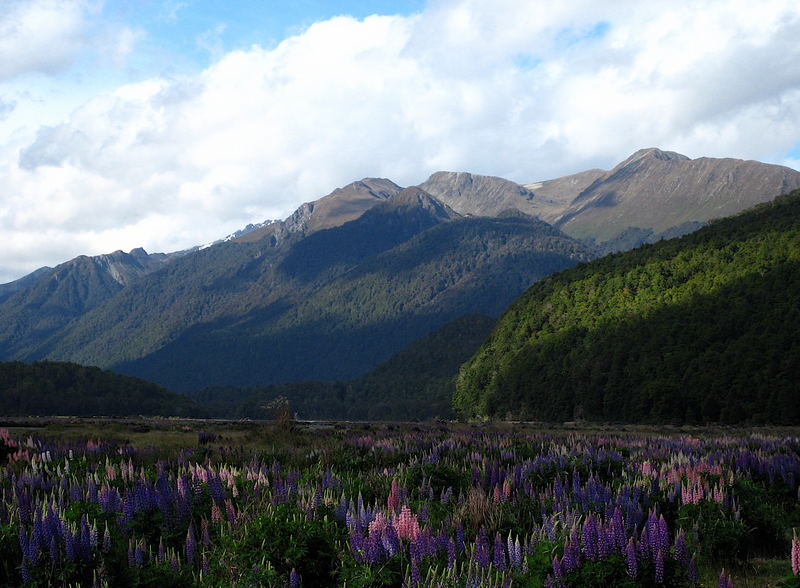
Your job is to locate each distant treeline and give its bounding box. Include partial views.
[455,191,800,425]
[0,361,198,417]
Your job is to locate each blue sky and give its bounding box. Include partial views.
[106,1,426,71]
[1,0,800,282]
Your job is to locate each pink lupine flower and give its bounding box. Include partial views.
[394,505,419,541]
[211,502,222,524]
[387,478,400,514]
[792,529,799,575]
[492,485,502,504]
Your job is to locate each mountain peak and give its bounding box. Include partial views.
[618,147,690,168]
[383,187,459,220]
[417,171,535,218]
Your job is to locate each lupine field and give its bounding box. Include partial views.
[0,421,799,587]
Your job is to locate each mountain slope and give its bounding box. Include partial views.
[454,190,800,425]
[27,187,459,372]
[115,205,593,391]
[0,266,55,303]
[0,248,179,358]
[553,148,800,242]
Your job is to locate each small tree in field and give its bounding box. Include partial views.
[262,396,293,432]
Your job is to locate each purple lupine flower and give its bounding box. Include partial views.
[32,513,43,553]
[582,513,599,561]
[638,526,650,559]
[134,541,146,568]
[49,537,58,565]
[551,556,563,582]
[79,515,92,562]
[655,548,665,584]
[657,515,670,553]
[381,526,400,557]
[290,568,300,588]
[20,558,30,585]
[455,521,465,553]
[313,485,323,511]
[102,524,112,554]
[601,522,616,558]
[718,568,734,588]
[185,523,196,565]
[544,575,554,588]
[493,532,506,570]
[18,527,28,559]
[625,537,637,578]
[474,528,490,569]
[674,528,687,565]
[364,532,382,564]
[688,555,698,583]
[612,506,627,549]
[447,538,456,569]
[65,529,76,562]
[409,543,422,587]
[45,506,61,544]
[348,529,364,563]
[562,531,580,572]
[202,554,210,575]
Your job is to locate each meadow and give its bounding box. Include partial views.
[0,418,798,587]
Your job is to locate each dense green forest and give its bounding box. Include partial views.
[189,314,495,420]
[0,361,198,417]
[455,191,800,424]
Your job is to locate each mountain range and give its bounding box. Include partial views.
[2,148,799,403]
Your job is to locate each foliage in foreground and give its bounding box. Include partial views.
[0,425,797,586]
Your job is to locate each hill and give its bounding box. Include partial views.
[0,361,198,417]
[454,190,800,424]
[189,313,496,420]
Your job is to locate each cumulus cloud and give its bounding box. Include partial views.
[2,0,800,282]
[0,0,93,80]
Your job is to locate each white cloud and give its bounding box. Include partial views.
[0,0,93,81]
[0,98,15,120]
[2,0,800,282]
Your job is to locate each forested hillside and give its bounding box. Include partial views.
[455,191,800,424]
[189,313,496,420]
[0,361,198,417]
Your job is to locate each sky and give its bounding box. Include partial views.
[2,0,800,283]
